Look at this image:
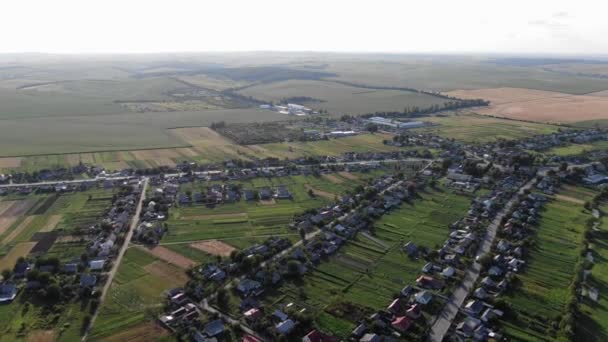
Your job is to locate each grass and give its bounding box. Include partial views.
[237,79,447,115]
[546,140,608,156]
[90,248,185,340]
[503,186,595,341]
[414,113,561,143]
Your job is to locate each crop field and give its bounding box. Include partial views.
[164,172,385,247]
[415,113,560,143]
[545,140,608,156]
[262,185,470,338]
[321,58,608,94]
[90,248,185,340]
[577,201,608,341]
[503,186,594,341]
[447,87,608,123]
[238,79,447,115]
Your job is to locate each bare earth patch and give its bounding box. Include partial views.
[0,201,17,216]
[322,173,344,184]
[144,260,189,284]
[259,199,276,205]
[0,157,22,168]
[170,127,235,147]
[305,185,337,200]
[183,212,247,220]
[140,246,197,269]
[27,330,55,342]
[190,240,236,257]
[0,217,18,236]
[446,87,608,123]
[101,320,169,342]
[0,242,37,270]
[2,215,37,244]
[339,171,359,180]
[2,199,36,217]
[56,235,83,243]
[39,215,62,232]
[554,194,586,205]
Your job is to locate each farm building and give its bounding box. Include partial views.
[367,117,425,129]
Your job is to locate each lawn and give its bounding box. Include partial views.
[503,187,594,340]
[414,113,560,143]
[90,248,185,340]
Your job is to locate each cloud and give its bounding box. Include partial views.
[552,11,570,18]
[528,19,568,30]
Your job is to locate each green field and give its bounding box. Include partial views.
[90,248,185,340]
[163,173,380,245]
[503,186,595,341]
[546,140,608,156]
[260,185,470,338]
[238,79,447,115]
[415,113,561,143]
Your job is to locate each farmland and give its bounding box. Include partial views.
[237,79,448,115]
[447,87,608,124]
[502,186,595,341]
[414,113,560,143]
[89,247,187,340]
[545,140,608,156]
[260,185,471,338]
[576,201,608,342]
[162,173,382,246]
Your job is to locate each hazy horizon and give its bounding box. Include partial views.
[3,0,608,55]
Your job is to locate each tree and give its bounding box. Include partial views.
[286,260,302,278]
[307,189,315,198]
[366,123,379,133]
[298,228,306,243]
[1,269,11,281]
[559,162,569,172]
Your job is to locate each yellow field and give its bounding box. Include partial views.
[0,242,37,271]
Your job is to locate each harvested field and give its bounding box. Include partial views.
[129,149,180,167]
[0,217,18,235]
[143,260,189,284]
[100,321,169,342]
[2,199,36,217]
[446,87,608,123]
[55,235,83,243]
[39,214,62,232]
[169,126,234,147]
[139,246,196,269]
[2,215,36,244]
[305,185,337,200]
[26,330,54,342]
[322,174,344,184]
[339,171,359,180]
[0,201,16,216]
[0,242,37,270]
[190,240,236,257]
[0,157,22,168]
[183,212,247,220]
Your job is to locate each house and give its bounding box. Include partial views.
[406,304,422,319]
[237,279,262,296]
[302,329,339,342]
[415,290,433,305]
[80,274,97,287]
[0,283,17,303]
[242,335,263,342]
[276,319,295,335]
[276,185,292,199]
[244,308,261,321]
[62,263,78,274]
[464,300,485,316]
[351,323,367,338]
[13,262,30,278]
[474,287,489,299]
[359,333,382,342]
[89,259,105,271]
[273,310,289,322]
[243,190,256,201]
[488,266,503,277]
[442,266,455,278]
[204,319,225,337]
[416,275,444,290]
[400,285,414,297]
[403,241,417,256]
[457,317,482,337]
[391,316,412,332]
[387,298,404,314]
[259,188,273,200]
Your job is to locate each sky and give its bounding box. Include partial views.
[3,0,608,55]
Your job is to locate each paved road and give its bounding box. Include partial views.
[82,177,149,341]
[200,299,266,340]
[427,178,536,342]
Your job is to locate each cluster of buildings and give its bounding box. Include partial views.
[366,116,426,129]
[260,103,314,116]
